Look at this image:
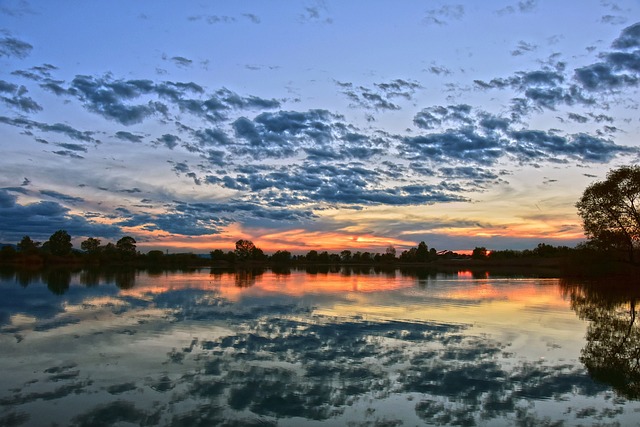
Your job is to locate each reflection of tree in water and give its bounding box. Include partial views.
[561,278,640,399]
[234,268,264,288]
[45,269,72,294]
[114,269,136,289]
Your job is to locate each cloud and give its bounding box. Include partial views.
[337,78,420,111]
[496,0,538,15]
[170,56,193,68]
[511,40,537,56]
[115,131,144,143]
[0,35,32,58]
[402,104,635,166]
[40,74,281,126]
[0,116,96,142]
[0,189,120,241]
[40,190,85,204]
[0,81,41,113]
[413,104,473,130]
[573,22,640,91]
[155,134,181,150]
[299,1,333,24]
[242,13,261,24]
[422,4,465,25]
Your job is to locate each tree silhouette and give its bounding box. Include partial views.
[47,230,72,256]
[17,235,40,253]
[576,165,640,263]
[562,279,640,399]
[81,237,101,254]
[116,236,137,256]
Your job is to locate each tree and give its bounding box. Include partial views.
[47,230,72,256]
[472,247,488,259]
[210,249,226,261]
[116,236,137,256]
[271,250,292,264]
[17,235,40,253]
[576,165,640,263]
[235,239,259,261]
[416,241,429,262]
[81,237,101,254]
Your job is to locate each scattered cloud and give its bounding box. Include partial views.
[422,4,465,26]
[0,35,32,58]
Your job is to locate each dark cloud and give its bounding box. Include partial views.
[423,4,464,25]
[171,56,192,68]
[40,190,85,204]
[496,0,538,15]
[242,13,261,24]
[116,199,314,235]
[0,82,41,113]
[45,74,280,126]
[611,22,640,49]
[567,112,589,123]
[511,40,537,56]
[11,64,57,81]
[0,116,96,142]
[56,143,88,152]
[0,35,32,58]
[425,65,452,76]
[155,134,181,150]
[401,129,504,166]
[299,2,333,24]
[508,130,634,163]
[601,15,628,25]
[115,131,143,143]
[573,22,640,92]
[0,189,120,241]
[338,79,420,111]
[402,104,634,166]
[413,104,473,130]
[51,150,84,159]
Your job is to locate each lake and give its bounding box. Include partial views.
[1,267,639,426]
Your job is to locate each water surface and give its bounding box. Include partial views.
[1,268,639,426]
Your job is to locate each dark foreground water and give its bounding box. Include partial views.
[1,267,639,426]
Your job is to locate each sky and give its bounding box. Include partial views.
[0,0,639,254]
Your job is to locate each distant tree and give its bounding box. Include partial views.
[305,250,319,263]
[416,241,429,262]
[576,165,640,263]
[0,245,16,260]
[340,250,352,263]
[472,247,488,260]
[147,250,164,262]
[271,250,292,264]
[47,230,72,256]
[17,235,40,253]
[318,251,330,264]
[235,239,262,261]
[385,245,397,261]
[116,236,137,256]
[210,249,226,262]
[81,237,101,254]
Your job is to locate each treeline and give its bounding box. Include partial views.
[0,230,208,267]
[0,229,589,269]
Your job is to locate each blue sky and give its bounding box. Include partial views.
[1,0,639,253]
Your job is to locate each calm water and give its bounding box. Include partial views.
[1,267,639,426]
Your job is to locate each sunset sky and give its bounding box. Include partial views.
[1,0,639,254]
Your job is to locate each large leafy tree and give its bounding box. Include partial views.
[576,166,640,263]
[234,239,264,261]
[47,230,73,256]
[81,237,101,254]
[116,236,137,256]
[17,235,40,253]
